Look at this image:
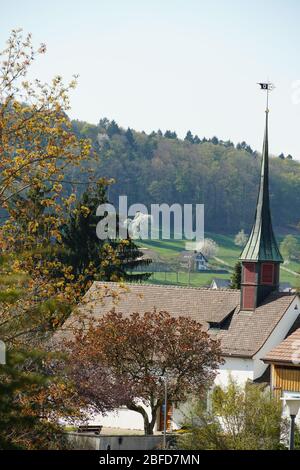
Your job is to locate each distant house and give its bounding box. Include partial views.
[195,252,208,271]
[210,280,294,292]
[179,251,208,272]
[210,278,231,289]
[279,282,294,293]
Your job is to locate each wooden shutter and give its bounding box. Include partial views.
[243,262,256,283]
[261,263,274,284]
[242,286,255,310]
[158,403,172,431]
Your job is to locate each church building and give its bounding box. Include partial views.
[64,104,300,431]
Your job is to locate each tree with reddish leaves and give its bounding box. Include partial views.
[67,309,222,435]
[67,362,134,415]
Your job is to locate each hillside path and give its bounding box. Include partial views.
[214,257,300,278]
[281,266,300,277]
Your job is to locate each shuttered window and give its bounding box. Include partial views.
[261,263,274,284]
[243,263,256,283]
[242,286,255,310]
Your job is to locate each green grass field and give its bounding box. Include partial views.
[139,233,300,288]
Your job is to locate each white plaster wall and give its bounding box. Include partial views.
[253,296,300,380]
[172,401,193,430]
[215,357,254,386]
[88,406,150,431]
[171,360,255,431]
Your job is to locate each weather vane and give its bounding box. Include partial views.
[257,82,275,112]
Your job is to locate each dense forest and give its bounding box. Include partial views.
[69,118,300,234]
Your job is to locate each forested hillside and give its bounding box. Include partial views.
[71,118,300,234]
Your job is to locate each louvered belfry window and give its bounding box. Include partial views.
[261,263,274,285]
[242,286,255,309]
[243,262,256,283]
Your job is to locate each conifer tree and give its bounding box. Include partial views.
[185,130,194,143]
[59,180,151,284]
[230,262,242,289]
[125,127,136,148]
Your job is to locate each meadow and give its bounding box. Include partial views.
[139,233,300,288]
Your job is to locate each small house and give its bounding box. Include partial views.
[210,278,231,289]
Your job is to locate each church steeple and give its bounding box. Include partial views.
[240,89,283,310]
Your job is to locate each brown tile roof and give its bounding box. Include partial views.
[63,282,297,359]
[218,291,296,357]
[263,327,300,364]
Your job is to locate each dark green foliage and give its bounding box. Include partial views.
[0,349,67,449]
[106,120,120,138]
[164,130,177,139]
[59,180,151,284]
[230,262,242,289]
[185,130,194,144]
[211,136,219,145]
[125,127,136,148]
[236,141,254,155]
[71,118,300,234]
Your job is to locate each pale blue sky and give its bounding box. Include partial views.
[2,0,300,156]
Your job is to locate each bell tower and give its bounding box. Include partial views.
[240,84,283,310]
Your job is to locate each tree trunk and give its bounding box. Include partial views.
[144,419,153,435]
[126,402,159,435]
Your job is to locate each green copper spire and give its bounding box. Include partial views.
[240,110,283,262]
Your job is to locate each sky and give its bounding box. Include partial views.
[1,0,300,157]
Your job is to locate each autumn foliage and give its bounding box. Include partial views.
[67,309,222,434]
[0,30,94,448]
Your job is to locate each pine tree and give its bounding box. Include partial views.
[230,262,242,289]
[106,120,120,138]
[125,127,136,148]
[59,180,151,284]
[164,130,177,139]
[184,130,194,144]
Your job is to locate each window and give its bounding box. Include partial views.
[261,263,274,285]
[242,286,255,310]
[243,263,256,283]
[208,310,234,331]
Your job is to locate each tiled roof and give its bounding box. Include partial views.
[263,327,300,364]
[76,282,240,325]
[211,278,231,289]
[218,291,296,357]
[62,282,297,359]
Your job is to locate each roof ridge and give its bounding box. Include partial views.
[93,281,240,293]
